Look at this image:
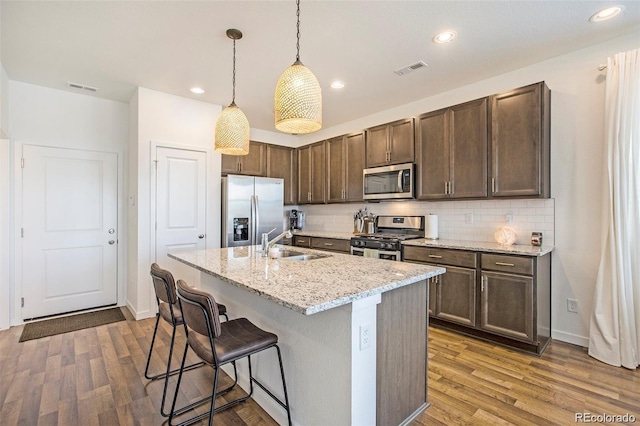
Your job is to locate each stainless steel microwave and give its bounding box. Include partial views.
[363,163,414,200]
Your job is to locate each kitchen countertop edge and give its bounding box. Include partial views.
[402,238,554,256]
[169,249,444,315]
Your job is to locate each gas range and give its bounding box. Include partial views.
[350,216,425,260]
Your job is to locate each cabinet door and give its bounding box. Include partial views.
[239,141,266,176]
[389,118,415,165]
[221,153,240,174]
[221,141,265,176]
[450,98,488,198]
[267,144,297,205]
[435,265,476,327]
[309,142,326,204]
[344,132,365,202]
[326,136,345,203]
[416,109,449,199]
[297,146,311,204]
[480,271,534,342]
[491,82,548,197]
[365,124,390,167]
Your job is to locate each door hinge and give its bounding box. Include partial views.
[21,158,24,168]
[21,298,24,307]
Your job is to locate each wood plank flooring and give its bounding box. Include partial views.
[419,327,640,425]
[1,309,639,425]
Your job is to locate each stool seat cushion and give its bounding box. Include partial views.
[187,318,278,366]
[159,302,183,325]
[159,301,227,326]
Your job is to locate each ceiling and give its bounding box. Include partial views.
[2,1,639,133]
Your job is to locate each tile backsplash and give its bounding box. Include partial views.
[292,199,555,246]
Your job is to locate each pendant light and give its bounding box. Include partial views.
[215,29,250,155]
[274,0,322,134]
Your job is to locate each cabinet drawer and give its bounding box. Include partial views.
[403,246,476,268]
[293,236,311,247]
[311,237,350,253]
[481,254,533,275]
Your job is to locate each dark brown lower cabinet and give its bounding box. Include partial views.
[480,271,533,342]
[434,265,476,327]
[293,236,350,253]
[403,245,551,354]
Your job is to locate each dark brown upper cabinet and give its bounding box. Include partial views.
[365,118,414,167]
[416,98,488,200]
[266,144,297,205]
[327,132,366,203]
[297,141,326,204]
[490,82,550,198]
[221,141,266,176]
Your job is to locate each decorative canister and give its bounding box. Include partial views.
[531,232,543,246]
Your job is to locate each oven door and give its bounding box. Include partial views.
[363,163,414,200]
[351,246,401,261]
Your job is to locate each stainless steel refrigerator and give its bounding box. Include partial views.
[222,175,285,248]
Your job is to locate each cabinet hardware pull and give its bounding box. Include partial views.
[444,182,448,195]
[492,178,496,193]
[428,254,443,259]
[324,243,333,246]
[495,262,515,267]
[481,276,485,292]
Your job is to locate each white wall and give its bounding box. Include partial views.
[6,81,129,326]
[127,87,223,320]
[298,31,640,347]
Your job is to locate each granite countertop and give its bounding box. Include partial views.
[169,246,444,315]
[402,238,554,256]
[290,230,357,240]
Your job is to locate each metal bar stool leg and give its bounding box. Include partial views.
[144,314,162,380]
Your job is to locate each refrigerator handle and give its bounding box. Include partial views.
[254,195,260,243]
[250,195,255,245]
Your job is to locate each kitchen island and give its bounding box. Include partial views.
[169,245,445,426]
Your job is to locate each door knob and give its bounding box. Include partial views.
[198,234,205,239]
[108,240,115,245]
[108,228,115,234]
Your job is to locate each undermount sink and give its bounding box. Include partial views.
[277,250,331,261]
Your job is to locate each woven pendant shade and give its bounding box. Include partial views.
[274,60,322,134]
[215,103,250,155]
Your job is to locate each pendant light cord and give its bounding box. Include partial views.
[296,0,301,62]
[232,38,237,105]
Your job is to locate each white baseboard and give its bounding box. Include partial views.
[552,329,589,347]
[125,300,154,321]
[220,364,290,426]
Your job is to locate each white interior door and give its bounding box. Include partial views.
[21,145,118,319]
[155,147,207,288]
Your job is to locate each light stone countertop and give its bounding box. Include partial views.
[402,238,554,256]
[169,246,445,315]
[290,230,357,240]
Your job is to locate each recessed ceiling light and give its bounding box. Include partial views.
[190,87,205,94]
[589,6,624,22]
[330,81,345,89]
[433,31,456,44]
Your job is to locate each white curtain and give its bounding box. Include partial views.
[589,48,640,370]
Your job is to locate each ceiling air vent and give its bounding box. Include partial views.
[394,61,428,76]
[66,81,99,92]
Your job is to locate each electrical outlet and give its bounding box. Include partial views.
[567,299,578,313]
[465,213,473,224]
[505,214,513,223]
[359,323,371,351]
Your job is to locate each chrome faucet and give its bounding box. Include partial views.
[268,229,293,247]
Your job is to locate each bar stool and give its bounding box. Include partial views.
[169,279,292,426]
[145,263,230,417]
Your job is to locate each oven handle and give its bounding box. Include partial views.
[350,246,401,257]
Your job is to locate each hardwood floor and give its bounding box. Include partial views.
[0,308,277,426]
[418,327,640,425]
[1,309,639,425]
